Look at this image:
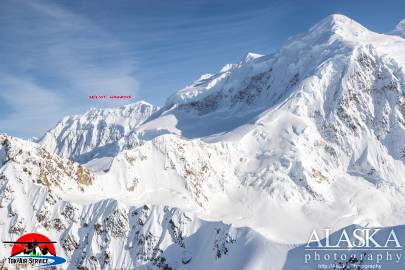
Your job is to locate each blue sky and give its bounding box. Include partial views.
[0,0,404,138]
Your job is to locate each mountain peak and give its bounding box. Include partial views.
[128,100,153,107]
[313,14,356,28]
[39,100,158,163]
[322,14,352,24]
[308,14,368,39]
[241,52,263,64]
[86,100,154,115]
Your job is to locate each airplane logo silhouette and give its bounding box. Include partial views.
[3,240,57,256]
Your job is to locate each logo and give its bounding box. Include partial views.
[304,227,404,269]
[3,233,66,268]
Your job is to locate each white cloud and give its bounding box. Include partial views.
[0,75,66,138]
[0,0,139,138]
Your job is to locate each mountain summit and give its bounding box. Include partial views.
[308,14,368,36]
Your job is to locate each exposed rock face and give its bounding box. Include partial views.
[0,135,94,191]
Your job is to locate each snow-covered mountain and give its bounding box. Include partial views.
[39,101,158,164]
[0,135,285,269]
[1,14,405,269]
[136,14,405,207]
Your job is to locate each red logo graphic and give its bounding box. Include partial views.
[8,233,56,257]
[3,232,66,267]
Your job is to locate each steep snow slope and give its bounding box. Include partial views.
[39,101,158,164]
[141,15,405,140]
[131,14,405,214]
[0,135,288,270]
[3,134,405,269]
[0,135,404,270]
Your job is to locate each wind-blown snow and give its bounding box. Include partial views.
[392,19,405,38]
